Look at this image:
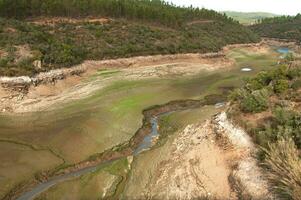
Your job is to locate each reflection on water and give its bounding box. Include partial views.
[134,117,159,155]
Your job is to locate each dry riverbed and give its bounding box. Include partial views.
[0,40,280,114]
[0,52,233,113]
[0,41,288,199]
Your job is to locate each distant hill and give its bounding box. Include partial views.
[223,11,278,24]
[251,14,301,42]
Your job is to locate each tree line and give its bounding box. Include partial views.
[257,13,301,24]
[251,13,301,42]
[0,0,233,27]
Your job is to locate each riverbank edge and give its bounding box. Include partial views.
[0,41,267,90]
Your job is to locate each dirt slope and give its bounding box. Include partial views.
[124,112,275,199]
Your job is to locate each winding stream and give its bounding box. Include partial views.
[16,111,173,200]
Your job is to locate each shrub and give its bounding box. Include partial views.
[287,66,301,80]
[257,108,301,148]
[233,88,270,113]
[273,79,289,94]
[40,41,87,68]
[292,78,301,90]
[284,52,295,63]
[245,71,272,90]
[0,58,9,67]
[263,137,301,200]
[271,65,288,80]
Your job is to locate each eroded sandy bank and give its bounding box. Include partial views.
[0,41,273,114]
[124,112,274,199]
[0,52,233,113]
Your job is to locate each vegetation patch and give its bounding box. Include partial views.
[35,158,130,200]
[251,14,301,43]
[0,0,259,76]
[228,59,301,199]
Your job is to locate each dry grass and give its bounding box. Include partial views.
[263,137,301,200]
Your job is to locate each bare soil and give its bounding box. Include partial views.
[146,121,237,199]
[28,17,110,26]
[124,112,273,200]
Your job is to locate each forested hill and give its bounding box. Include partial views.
[0,0,259,76]
[251,14,301,42]
[0,0,232,27]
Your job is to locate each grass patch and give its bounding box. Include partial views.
[263,137,301,200]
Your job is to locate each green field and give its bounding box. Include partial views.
[223,11,278,24]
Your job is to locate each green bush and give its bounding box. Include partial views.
[270,65,288,80]
[231,88,269,113]
[40,41,87,68]
[0,58,9,67]
[245,71,272,90]
[257,108,301,148]
[291,78,301,90]
[273,79,289,94]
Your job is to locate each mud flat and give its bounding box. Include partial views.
[0,43,284,199]
[4,99,209,200]
[0,51,233,113]
[0,39,297,114]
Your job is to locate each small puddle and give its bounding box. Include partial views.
[277,47,291,54]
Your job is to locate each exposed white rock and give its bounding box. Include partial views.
[0,76,32,84]
[214,112,275,199]
[215,112,253,149]
[33,60,42,69]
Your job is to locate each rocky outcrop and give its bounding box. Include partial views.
[213,112,275,200]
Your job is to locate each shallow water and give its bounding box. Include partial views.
[16,164,102,200]
[134,117,158,155]
[277,47,290,54]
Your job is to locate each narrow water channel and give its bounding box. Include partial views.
[16,111,172,200]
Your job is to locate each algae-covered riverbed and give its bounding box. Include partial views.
[0,45,281,199]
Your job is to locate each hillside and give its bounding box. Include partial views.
[251,14,301,42]
[229,57,301,199]
[0,0,259,77]
[223,11,278,24]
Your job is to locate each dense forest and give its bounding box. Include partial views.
[251,14,301,42]
[0,0,232,27]
[0,0,260,76]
